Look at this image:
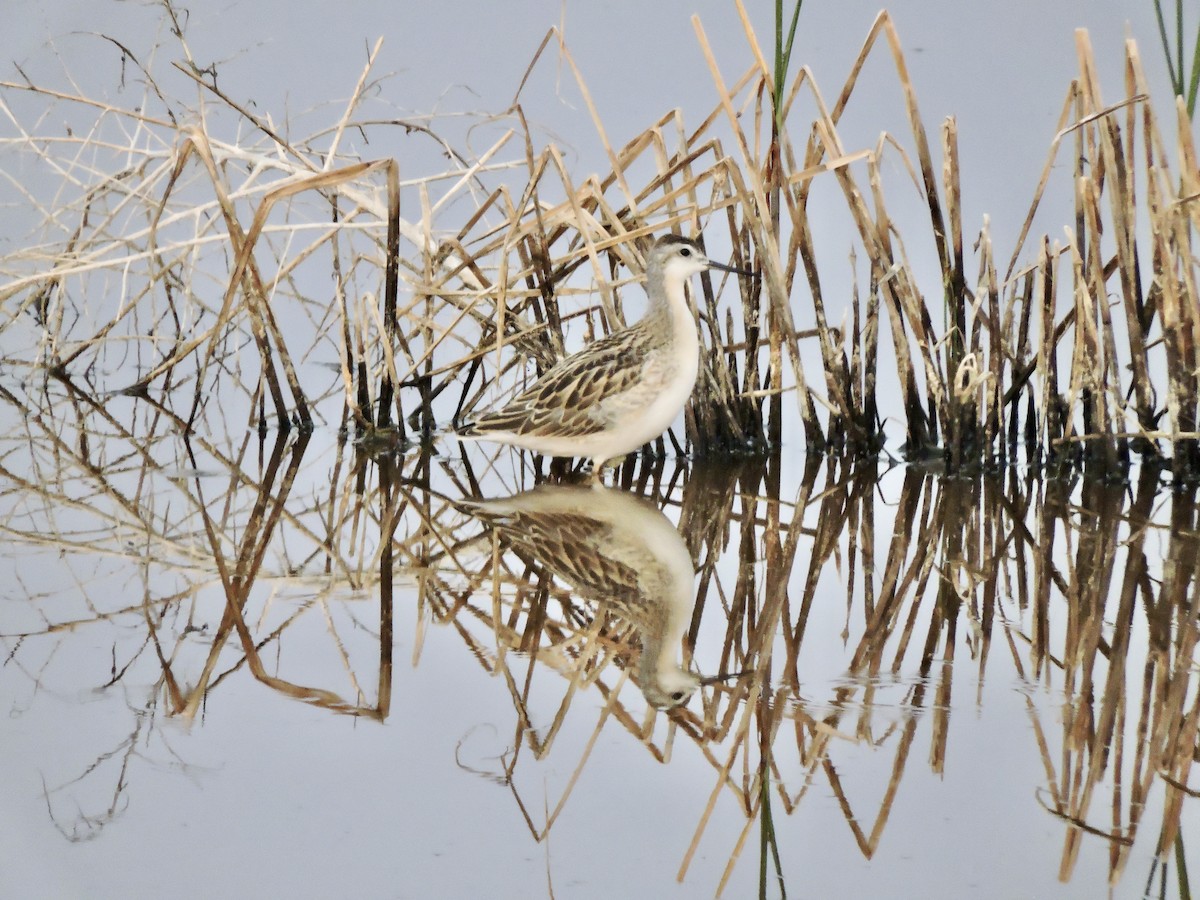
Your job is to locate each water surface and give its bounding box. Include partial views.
[0,399,1194,898]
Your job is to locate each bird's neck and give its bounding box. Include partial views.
[644,268,695,338]
[636,612,682,679]
[630,565,690,658]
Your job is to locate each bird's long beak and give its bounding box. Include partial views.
[707,259,755,278]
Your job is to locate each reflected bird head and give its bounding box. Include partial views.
[641,667,702,710]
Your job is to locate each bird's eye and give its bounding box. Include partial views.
[671,691,686,702]
[679,248,692,257]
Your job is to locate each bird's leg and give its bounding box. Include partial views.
[586,458,607,486]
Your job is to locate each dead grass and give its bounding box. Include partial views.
[387,452,1198,893]
[2,6,1199,892]
[3,9,1198,474]
[4,399,1195,883]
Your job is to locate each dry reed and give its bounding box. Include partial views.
[2,361,1195,892]
[5,11,1199,475]
[2,6,1199,894]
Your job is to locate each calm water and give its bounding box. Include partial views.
[0,396,1195,898]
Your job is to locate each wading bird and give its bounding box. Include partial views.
[456,235,748,481]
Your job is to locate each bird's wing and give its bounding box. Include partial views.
[465,329,649,438]
[491,509,644,603]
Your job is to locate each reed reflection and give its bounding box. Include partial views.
[4,370,1200,898]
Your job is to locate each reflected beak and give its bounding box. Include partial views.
[698,669,753,687]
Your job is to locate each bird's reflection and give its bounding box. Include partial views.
[462,483,702,709]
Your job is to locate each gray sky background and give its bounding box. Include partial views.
[1,0,1180,252]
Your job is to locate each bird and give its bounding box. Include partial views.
[460,483,706,709]
[455,234,748,481]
